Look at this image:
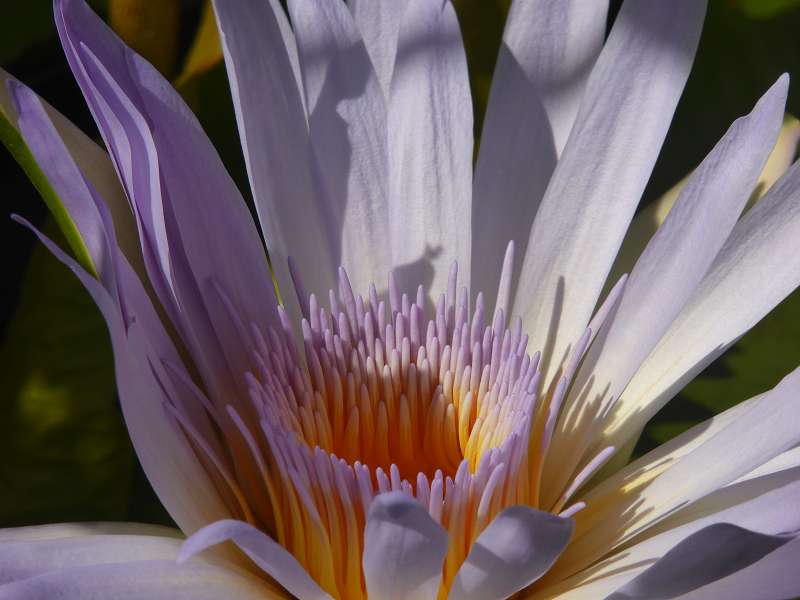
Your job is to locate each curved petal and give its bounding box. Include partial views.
[605,151,800,452]
[347,0,409,95]
[543,76,789,505]
[0,559,280,600]
[388,0,473,298]
[179,519,332,600]
[363,492,448,600]
[471,0,608,309]
[211,0,336,315]
[287,0,391,295]
[512,0,706,388]
[606,525,793,600]
[449,506,573,600]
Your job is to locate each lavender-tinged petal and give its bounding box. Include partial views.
[449,506,573,600]
[472,0,609,310]
[347,0,409,96]
[211,0,336,320]
[14,217,230,534]
[56,0,281,370]
[512,0,706,389]
[0,523,181,544]
[606,524,793,600]
[388,0,473,298]
[363,492,448,600]
[544,76,789,506]
[0,559,280,599]
[179,520,332,600]
[287,0,392,296]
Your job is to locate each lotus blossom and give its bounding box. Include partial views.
[2,0,800,598]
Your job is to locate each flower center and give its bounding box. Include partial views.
[166,263,605,600]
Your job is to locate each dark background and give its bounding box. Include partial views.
[1,0,799,528]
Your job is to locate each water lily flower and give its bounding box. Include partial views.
[3,0,800,598]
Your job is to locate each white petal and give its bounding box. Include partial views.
[471,0,608,309]
[388,0,472,298]
[211,0,336,314]
[605,149,800,452]
[542,76,789,505]
[512,0,706,388]
[363,492,448,600]
[449,506,573,600]
[179,519,332,600]
[348,0,409,96]
[557,367,800,578]
[287,0,392,295]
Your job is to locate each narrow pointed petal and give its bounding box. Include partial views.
[348,0,409,96]
[0,559,281,599]
[512,0,706,387]
[388,0,472,297]
[605,149,800,452]
[179,520,332,600]
[607,525,793,600]
[471,1,609,309]
[211,0,336,313]
[363,492,448,600]
[543,76,789,504]
[287,0,392,294]
[449,506,573,600]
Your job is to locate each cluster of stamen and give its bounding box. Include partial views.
[163,262,615,600]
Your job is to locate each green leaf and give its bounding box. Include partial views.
[734,0,800,20]
[0,220,134,526]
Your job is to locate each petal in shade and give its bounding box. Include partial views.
[0,559,281,600]
[363,492,448,600]
[388,0,472,298]
[179,519,332,600]
[471,0,608,309]
[211,0,337,316]
[675,535,800,600]
[449,506,573,600]
[347,0,409,95]
[512,0,706,388]
[543,75,789,506]
[606,524,794,600]
[0,523,180,544]
[287,0,392,295]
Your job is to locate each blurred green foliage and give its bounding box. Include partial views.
[0,0,799,528]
